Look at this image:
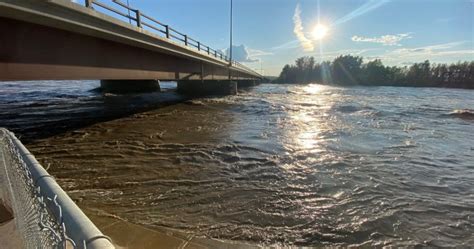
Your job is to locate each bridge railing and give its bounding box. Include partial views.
[81,0,260,76]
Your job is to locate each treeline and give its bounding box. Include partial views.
[275,55,474,89]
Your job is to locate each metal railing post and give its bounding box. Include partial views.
[165,25,170,39]
[197,42,200,51]
[207,47,210,55]
[135,9,141,27]
[184,35,188,46]
[214,50,217,57]
[85,0,93,8]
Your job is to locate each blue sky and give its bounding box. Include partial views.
[99,0,472,76]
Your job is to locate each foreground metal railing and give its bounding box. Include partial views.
[79,0,260,76]
[0,128,114,249]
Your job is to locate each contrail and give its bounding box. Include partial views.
[293,3,314,51]
[270,39,300,50]
[333,0,391,26]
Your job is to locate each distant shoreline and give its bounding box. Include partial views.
[270,81,474,90]
[274,55,473,89]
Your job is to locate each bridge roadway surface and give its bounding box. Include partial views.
[0,0,262,82]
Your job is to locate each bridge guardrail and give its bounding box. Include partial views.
[0,128,115,249]
[80,0,260,77]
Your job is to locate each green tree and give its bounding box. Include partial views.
[331,55,363,85]
[362,59,389,85]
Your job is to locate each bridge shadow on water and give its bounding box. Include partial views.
[0,81,199,144]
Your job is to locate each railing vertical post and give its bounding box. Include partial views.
[135,9,142,27]
[184,35,188,46]
[207,47,210,55]
[214,50,217,57]
[197,42,200,51]
[165,25,170,39]
[85,0,93,8]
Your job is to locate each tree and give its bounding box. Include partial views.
[331,55,363,85]
[363,59,389,85]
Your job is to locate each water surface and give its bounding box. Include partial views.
[1,81,473,247]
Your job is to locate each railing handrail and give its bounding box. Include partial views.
[92,1,135,22]
[81,0,260,76]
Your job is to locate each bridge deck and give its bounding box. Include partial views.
[0,0,261,81]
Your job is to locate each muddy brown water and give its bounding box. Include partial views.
[1,81,473,247]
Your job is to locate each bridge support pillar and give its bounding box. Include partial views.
[100,80,161,93]
[236,80,258,88]
[177,80,237,96]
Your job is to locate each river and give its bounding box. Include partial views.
[1,81,473,247]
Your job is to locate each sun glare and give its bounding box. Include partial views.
[312,24,328,40]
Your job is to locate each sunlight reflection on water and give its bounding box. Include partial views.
[302,83,325,94]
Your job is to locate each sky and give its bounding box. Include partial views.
[92,0,473,76]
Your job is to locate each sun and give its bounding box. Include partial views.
[312,24,328,40]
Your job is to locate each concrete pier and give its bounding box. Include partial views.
[100,80,161,93]
[236,80,258,88]
[177,80,237,96]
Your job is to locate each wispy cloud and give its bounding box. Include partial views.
[351,33,413,46]
[333,0,391,25]
[247,48,273,57]
[375,41,472,64]
[388,49,474,59]
[391,41,467,54]
[435,17,454,23]
[293,4,314,51]
[224,45,271,63]
[312,48,378,60]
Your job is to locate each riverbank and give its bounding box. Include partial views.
[84,208,258,249]
[0,202,22,248]
[0,198,256,249]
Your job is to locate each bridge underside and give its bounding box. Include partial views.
[0,17,255,81]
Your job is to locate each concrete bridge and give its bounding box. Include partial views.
[0,0,262,95]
